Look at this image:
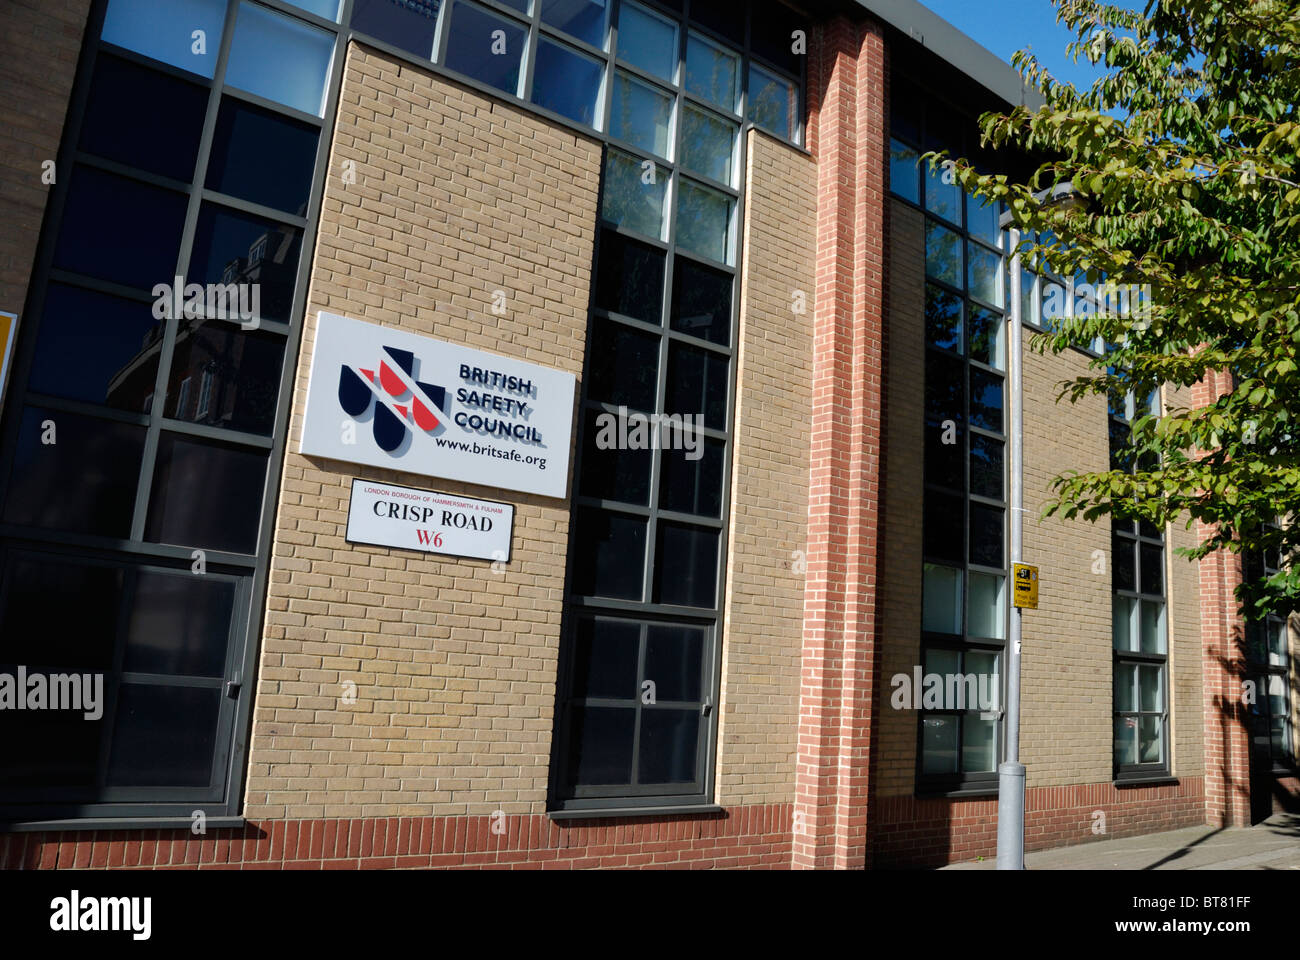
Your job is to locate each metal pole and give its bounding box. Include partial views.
[996,225,1025,870]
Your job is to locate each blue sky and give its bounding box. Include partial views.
[916,0,1146,94]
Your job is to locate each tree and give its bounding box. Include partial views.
[931,0,1300,620]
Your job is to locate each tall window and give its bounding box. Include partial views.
[1246,541,1294,768]
[891,78,1008,791]
[1109,387,1169,778]
[548,1,806,813]
[0,0,339,820]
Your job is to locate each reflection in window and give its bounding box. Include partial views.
[101,0,226,78]
[445,1,527,96]
[350,0,440,58]
[531,36,604,125]
[225,2,335,117]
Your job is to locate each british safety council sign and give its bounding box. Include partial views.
[300,312,576,498]
[346,479,513,562]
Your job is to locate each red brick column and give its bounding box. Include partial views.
[1191,370,1252,827]
[792,16,888,870]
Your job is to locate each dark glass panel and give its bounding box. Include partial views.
[659,436,724,517]
[79,54,207,181]
[29,284,162,412]
[579,409,652,505]
[925,283,961,352]
[106,683,220,786]
[144,433,268,554]
[541,0,607,46]
[53,166,187,290]
[653,521,719,608]
[925,350,964,424]
[444,2,527,95]
[890,138,920,203]
[749,1,805,75]
[595,230,665,324]
[571,618,641,700]
[666,343,728,431]
[924,416,963,490]
[0,708,102,787]
[3,407,145,538]
[969,503,1004,568]
[587,319,659,412]
[0,555,122,670]
[566,705,635,785]
[1140,543,1164,596]
[644,624,704,702]
[637,708,699,783]
[690,1,744,44]
[123,571,236,677]
[970,434,1004,500]
[969,368,1004,432]
[188,203,303,324]
[350,0,441,58]
[1113,530,1136,592]
[164,318,285,435]
[572,508,646,600]
[923,491,963,565]
[671,258,731,345]
[205,97,320,216]
[531,37,603,126]
[968,304,1003,369]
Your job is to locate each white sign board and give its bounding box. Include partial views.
[346,479,514,561]
[300,312,576,498]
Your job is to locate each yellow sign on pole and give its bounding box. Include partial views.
[1012,563,1039,609]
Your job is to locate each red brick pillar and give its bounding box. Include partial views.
[1192,370,1252,826]
[791,16,888,870]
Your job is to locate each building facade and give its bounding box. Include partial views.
[0,0,1295,870]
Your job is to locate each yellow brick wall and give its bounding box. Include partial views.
[243,43,601,820]
[715,129,816,806]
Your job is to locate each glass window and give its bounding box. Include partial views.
[922,715,958,774]
[28,284,163,413]
[571,619,641,699]
[145,433,269,554]
[969,369,1003,432]
[609,71,673,159]
[579,410,652,505]
[923,491,964,566]
[587,319,659,411]
[968,243,1004,308]
[164,319,285,435]
[444,1,527,96]
[572,508,647,599]
[601,147,667,240]
[659,437,725,517]
[101,0,226,78]
[288,0,342,17]
[671,257,731,345]
[747,63,795,140]
[685,33,738,113]
[969,504,1003,568]
[690,2,743,45]
[206,97,320,216]
[53,166,187,291]
[124,571,237,677]
[638,708,699,782]
[675,178,733,264]
[594,229,665,324]
[924,159,961,224]
[968,305,1004,370]
[79,55,208,182]
[617,1,676,81]
[666,342,728,430]
[531,36,603,126]
[107,684,221,786]
[968,572,1005,639]
[0,554,123,670]
[966,196,1002,248]
[3,407,146,539]
[890,138,921,204]
[350,0,441,58]
[188,204,304,324]
[925,220,962,287]
[679,103,737,186]
[922,563,961,634]
[541,0,608,48]
[925,284,961,353]
[969,435,1003,500]
[226,2,335,117]
[653,521,718,607]
[749,3,804,75]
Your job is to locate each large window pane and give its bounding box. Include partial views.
[29,284,162,413]
[571,618,640,699]
[617,1,676,81]
[350,0,441,59]
[890,138,921,204]
[679,104,736,186]
[747,63,795,140]
[602,148,667,240]
[572,508,646,600]
[969,435,1003,500]
[670,257,731,345]
[1140,543,1164,596]
[968,572,1005,639]
[188,204,303,324]
[966,195,1002,248]
[54,167,187,291]
[968,305,1004,370]
[1138,716,1163,764]
[925,220,962,287]
[164,319,285,435]
[609,71,673,159]
[644,624,704,702]
[925,284,961,352]
[638,708,699,782]
[531,36,603,126]
[1139,664,1163,712]
[124,571,236,677]
[969,504,1004,568]
[3,407,145,539]
[566,705,635,785]
[541,0,608,48]
[145,433,269,554]
[685,33,737,113]
[1113,596,1136,652]
[924,159,961,224]
[79,55,208,182]
[659,437,724,517]
[969,369,1004,432]
[101,0,226,78]
[226,2,335,117]
[968,242,1004,307]
[749,3,804,75]
[922,563,962,634]
[922,715,958,774]
[595,229,665,324]
[923,491,963,565]
[445,1,527,96]
[286,0,342,20]
[653,522,718,608]
[579,410,652,505]
[206,97,320,216]
[1114,715,1138,766]
[0,555,123,670]
[587,318,659,411]
[107,684,221,786]
[676,178,733,264]
[666,342,728,430]
[1140,600,1165,654]
[962,714,997,772]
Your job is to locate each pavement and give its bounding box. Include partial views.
[941,813,1300,870]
